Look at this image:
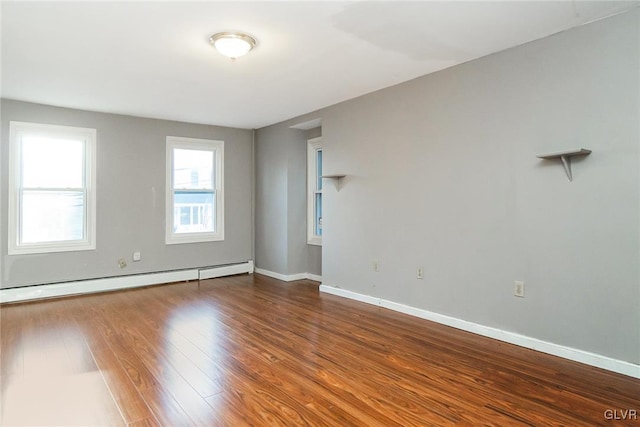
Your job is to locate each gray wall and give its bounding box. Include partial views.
[254,124,322,276]
[257,10,640,364]
[1,100,253,288]
[254,124,291,274]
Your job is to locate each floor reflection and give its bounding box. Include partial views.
[3,372,119,426]
[160,300,228,423]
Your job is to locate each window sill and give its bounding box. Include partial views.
[166,232,224,245]
[9,242,96,256]
[307,238,322,246]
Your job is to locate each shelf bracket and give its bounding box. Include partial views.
[560,155,573,182]
[537,149,591,182]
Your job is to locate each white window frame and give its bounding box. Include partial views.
[166,136,224,245]
[8,121,97,255]
[307,137,323,245]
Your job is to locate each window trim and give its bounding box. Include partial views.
[165,136,224,245]
[307,137,323,246]
[8,121,97,255]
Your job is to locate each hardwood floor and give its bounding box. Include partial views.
[1,273,638,426]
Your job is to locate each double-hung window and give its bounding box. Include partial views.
[8,121,97,255]
[166,136,224,244]
[307,137,323,245]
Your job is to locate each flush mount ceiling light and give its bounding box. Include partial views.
[209,32,256,59]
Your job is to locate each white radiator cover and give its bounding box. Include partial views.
[0,261,255,304]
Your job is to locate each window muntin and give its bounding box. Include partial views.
[166,137,224,244]
[8,121,96,255]
[307,137,323,245]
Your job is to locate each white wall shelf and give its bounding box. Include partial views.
[321,174,346,191]
[537,149,591,182]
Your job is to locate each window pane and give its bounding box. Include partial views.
[316,149,323,191]
[179,207,191,225]
[21,190,85,243]
[315,192,322,236]
[22,136,84,188]
[173,149,213,190]
[173,191,214,233]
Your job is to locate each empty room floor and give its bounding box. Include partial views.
[1,273,638,426]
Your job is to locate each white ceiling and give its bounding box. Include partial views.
[2,1,638,129]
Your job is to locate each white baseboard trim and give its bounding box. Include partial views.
[1,261,254,304]
[255,268,321,283]
[307,273,322,283]
[319,285,640,379]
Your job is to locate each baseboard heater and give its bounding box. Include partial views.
[0,260,255,304]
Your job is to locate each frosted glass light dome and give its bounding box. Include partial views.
[209,32,256,59]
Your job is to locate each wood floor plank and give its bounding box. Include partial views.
[92,346,156,425]
[138,386,196,427]
[126,416,162,427]
[0,303,24,390]
[109,294,226,398]
[1,273,638,426]
[196,281,535,424]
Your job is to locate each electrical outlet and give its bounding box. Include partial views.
[133,251,141,262]
[416,267,424,279]
[118,258,127,269]
[373,261,380,272]
[514,281,525,297]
